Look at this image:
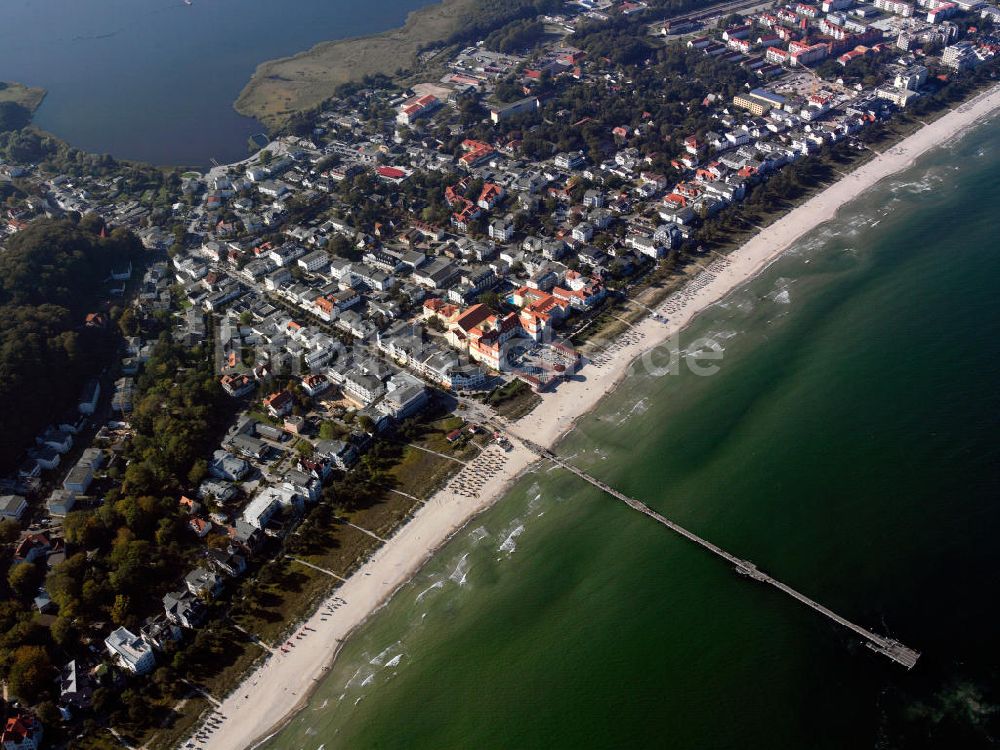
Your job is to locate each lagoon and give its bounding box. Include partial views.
[0,0,430,166]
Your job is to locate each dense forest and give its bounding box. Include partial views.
[0,218,140,470]
[436,0,564,49]
[0,101,31,133]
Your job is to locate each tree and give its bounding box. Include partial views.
[63,511,103,548]
[8,645,53,704]
[50,617,77,648]
[7,561,42,601]
[118,307,139,337]
[111,594,130,625]
[188,458,209,486]
[0,101,31,133]
[46,553,87,616]
[0,518,19,544]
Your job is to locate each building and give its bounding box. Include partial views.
[264,390,295,418]
[894,65,927,90]
[0,494,27,521]
[78,378,101,415]
[926,1,958,21]
[297,249,329,272]
[105,626,156,674]
[209,450,250,482]
[2,712,43,750]
[221,373,255,397]
[733,94,771,116]
[396,94,441,125]
[789,42,830,66]
[46,489,76,517]
[875,86,920,107]
[63,462,93,494]
[489,96,539,123]
[185,567,223,599]
[489,215,515,242]
[766,46,790,65]
[942,41,977,70]
[59,660,92,710]
[241,483,301,529]
[163,589,207,628]
[874,0,914,14]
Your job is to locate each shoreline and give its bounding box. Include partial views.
[0,80,47,116]
[234,0,474,127]
[198,83,1000,750]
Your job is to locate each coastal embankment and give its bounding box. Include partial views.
[196,82,1000,750]
[234,0,477,127]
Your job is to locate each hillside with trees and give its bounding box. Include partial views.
[0,218,140,470]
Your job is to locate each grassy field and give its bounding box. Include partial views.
[0,81,46,113]
[235,0,477,127]
[386,443,465,500]
[486,379,541,420]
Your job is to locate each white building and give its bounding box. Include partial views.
[105,627,155,675]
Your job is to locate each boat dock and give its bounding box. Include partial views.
[512,434,920,669]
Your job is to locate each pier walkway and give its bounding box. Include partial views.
[514,435,920,669]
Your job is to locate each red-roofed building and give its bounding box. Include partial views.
[766,46,789,64]
[459,139,495,167]
[396,94,441,125]
[422,297,462,325]
[2,712,43,750]
[189,517,213,538]
[264,390,294,419]
[467,312,522,370]
[301,374,331,397]
[376,166,408,182]
[477,183,506,210]
[221,373,255,397]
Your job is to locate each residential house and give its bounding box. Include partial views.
[209,450,250,482]
[105,627,156,675]
[163,589,207,628]
[185,567,223,600]
[207,546,248,577]
[59,660,92,710]
[264,390,295,418]
[1,712,43,750]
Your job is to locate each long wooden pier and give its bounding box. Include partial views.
[514,435,920,669]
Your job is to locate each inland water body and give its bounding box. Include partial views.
[0,0,431,166]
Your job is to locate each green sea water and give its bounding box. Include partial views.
[263,114,1000,750]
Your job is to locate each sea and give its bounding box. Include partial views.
[261,113,1000,749]
[0,0,430,167]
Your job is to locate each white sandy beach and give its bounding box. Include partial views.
[195,83,1000,750]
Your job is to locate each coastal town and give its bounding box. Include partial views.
[0,0,998,746]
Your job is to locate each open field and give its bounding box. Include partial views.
[234,0,476,127]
